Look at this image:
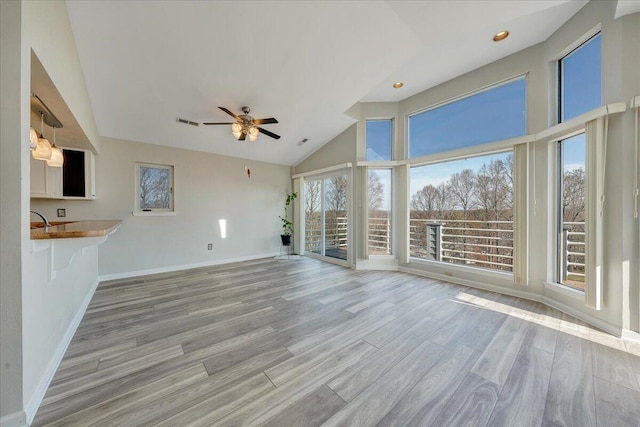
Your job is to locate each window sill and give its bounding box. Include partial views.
[408,257,514,282]
[133,211,176,217]
[543,281,584,300]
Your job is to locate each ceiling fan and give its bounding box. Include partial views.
[203,106,280,141]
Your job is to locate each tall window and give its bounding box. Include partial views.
[304,174,349,261]
[408,78,526,158]
[409,152,514,273]
[368,169,392,255]
[366,119,392,160]
[135,162,174,214]
[557,134,586,290]
[559,33,601,122]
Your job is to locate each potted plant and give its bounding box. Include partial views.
[279,192,297,246]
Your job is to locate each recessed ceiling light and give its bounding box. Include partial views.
[393,82,404,89]
[493,31,509,42]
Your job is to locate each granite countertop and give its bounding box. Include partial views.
[30,220,122,240]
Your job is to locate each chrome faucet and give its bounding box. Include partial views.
[30,210,50,227]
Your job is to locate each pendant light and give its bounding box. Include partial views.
[29,127,38,150]
[46,126,64,167]
[32,112,52,160]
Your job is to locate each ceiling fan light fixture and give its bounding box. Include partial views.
[248,126,259,137]
[248,133,258,142]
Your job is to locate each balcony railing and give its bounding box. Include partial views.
[410,219,514,272]
[560,221,585,289]
[305,215,585,281]
[368,216,391,255]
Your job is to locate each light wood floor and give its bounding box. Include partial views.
[33,257,640,426]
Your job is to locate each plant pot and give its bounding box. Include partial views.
[280,234,292,246]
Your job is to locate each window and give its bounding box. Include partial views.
[557,133,586,291]
[368,169,392,255]
[408,77,526,158]
[409,151,514,273]
[366,119,392,160]
[135,162,174,214]
[304,174,349,261]
[558,33,601,122]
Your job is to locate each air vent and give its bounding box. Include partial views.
[176,117,199,126]
[297,138,309,147]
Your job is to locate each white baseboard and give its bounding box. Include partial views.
[0,411,27,427]
[398,265,622,337]
[23,277,100,425]
[399,266,537,300]
[539,296,621,337]
[99,252,279,282]
[355,264,399,271]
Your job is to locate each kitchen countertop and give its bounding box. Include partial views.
[30,220,122,240]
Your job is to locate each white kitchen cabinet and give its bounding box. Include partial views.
[30,147,95,200]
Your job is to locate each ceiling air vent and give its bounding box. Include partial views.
[176,117,199,126]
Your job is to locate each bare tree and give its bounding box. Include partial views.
[304,180,321,215]
[368,171,384,212]
[476,158,512,221]
[448,169,477,220]
[139,167,170,209]
[410,185,439,219]
[326,176,348,214]
[563,168,585,222]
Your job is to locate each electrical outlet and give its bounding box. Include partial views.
[207,243,213,250]
[57,208,66,217]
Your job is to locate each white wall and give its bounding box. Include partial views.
[32,137,292,277]
[295,124,356,174]
[21,244,100,421]
[1,1,26,423]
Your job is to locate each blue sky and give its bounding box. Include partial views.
[408,78,526,159]
[366,120,392,161]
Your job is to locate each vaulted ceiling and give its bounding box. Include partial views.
[65,0,598,165]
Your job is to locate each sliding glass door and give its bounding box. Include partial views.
[304,173,349,261]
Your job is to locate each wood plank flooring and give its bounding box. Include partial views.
[33,257,640,426]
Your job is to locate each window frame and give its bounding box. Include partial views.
[134,162,175,216]
[367,167,393,257]
[555,131,587,293]
[365,119,394,161]
[557,30,602,124]
[408,150,518,277]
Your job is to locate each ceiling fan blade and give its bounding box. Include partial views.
[202,122,235,125]
[253,117,278,125]
[258,127,281,140]
[238,133,246,141]
[218,107,239,119]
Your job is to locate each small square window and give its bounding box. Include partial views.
[135,162,174,215]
